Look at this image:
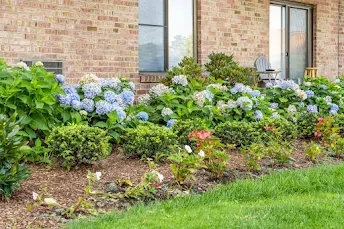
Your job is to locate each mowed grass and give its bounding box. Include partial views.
[67,164,344,229]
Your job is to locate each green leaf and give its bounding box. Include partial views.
[279,98,289,103]
[61,110,71,123]
[94,121,108,128]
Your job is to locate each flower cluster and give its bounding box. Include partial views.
[138,94,151,105]
[79,74,100,85]
[287,105,297,114]
[136,112,149,122]
[305,90,315,98]
[95,100,114,115]
[100,78,121,91]
[55,74,65,84]
[274,80,300,91]
[188,130,211,140]
[237,96,253,111]
[330,104,339,115]
[149,84,172,97]
[270,103,279,109]
[167,119,177,129]
[206,84,228,91]
[16,62,29,70]
[230,83,252,94]
[82,83,102,99]
[254,110,263,120]
[307,105,318,114]
[161,107,174,117]
[193,90,214,107]
[296,89,307,101]
[172,75,188,86]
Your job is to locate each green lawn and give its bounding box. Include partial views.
[67,164,344,229]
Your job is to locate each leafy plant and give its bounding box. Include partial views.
[25,138,52,165]
[0,59,65,141]
[258,118,297,144]
[188,130,232,178]
[296,112,319,138]
[0,114,31,198]
[122,123,177,160]
[47,125,111,169]
[240,143,265,171]
[304,141,323,162]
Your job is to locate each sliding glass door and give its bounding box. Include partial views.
[269,2,312,81]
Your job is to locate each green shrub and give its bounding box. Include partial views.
[163,57,203,85]
[215,121,260,147]
[0,114,31,199]
[296,112,318,138]
[172,118,207,147]
[47,125,111,169]
[334,114,344,137]
[204,53,257,85]
[257,118,297,143]
[122,124,178,160]
[0,59,65,141]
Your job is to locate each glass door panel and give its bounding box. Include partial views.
[289,8,308,81]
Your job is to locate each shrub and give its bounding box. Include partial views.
[215,121,260,147]
[334,114,344,137]
[47,125,111,169]
[122,124,178,160]
[205,53,257,86]
[296,112,319,138]
[163,57,203,85]
[240,143,264,171]
[304,141,323,162]
[0,114,31,199]
[257,118,297,143]
[172,118,207,147]
[0,59,65,140]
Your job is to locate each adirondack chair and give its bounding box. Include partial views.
[254,56,280,82]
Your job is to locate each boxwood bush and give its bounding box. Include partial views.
[172,118,208,147]
[47,125,111,169]
[122,123,177,160]
[296,112,319,138]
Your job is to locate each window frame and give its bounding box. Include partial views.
[138,0,197,73]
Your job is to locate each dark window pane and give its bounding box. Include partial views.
[139,25,164,72]
[169,0,194,68]
[139,0,164,26]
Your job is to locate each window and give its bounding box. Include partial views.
[23,60,63,74]
[139,0,195,72]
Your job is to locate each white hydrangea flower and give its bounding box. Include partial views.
[287,105,297,114]
[198,150,205,157]
[296,89,307,101]
[335,79,341,84]
[16,61,28,70]
[161,107,173,117]
[172,75,188,86]
[325,96,332,105]
[227,99,238,109]
[95,172,102,181]
[149,84,170,97]
[138,94,151,105]
[216,101,229,111]
[304,82,312,87]
[152,171,164,183]
[79,73,100,85]
[35,61,44,67]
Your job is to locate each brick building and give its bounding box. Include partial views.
[0,0,343,93]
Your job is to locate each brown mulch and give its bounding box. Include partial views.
[1,141,343,229]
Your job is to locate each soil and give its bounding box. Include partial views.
[1,141,343,229]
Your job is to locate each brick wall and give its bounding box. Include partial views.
[0,0,343,88]
[0,0,139,84]
[339,0,344,76]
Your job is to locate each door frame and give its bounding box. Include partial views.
[270,0,313,80]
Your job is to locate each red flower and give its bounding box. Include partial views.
[318,118,324,122]
[265,126,271,131]
[197,143,201,148]
[314,132,322,137]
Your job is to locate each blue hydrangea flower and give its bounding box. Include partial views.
[254,110,263,120]
[204,90,214,102]
[330,104,339,115]
[167,119,177,129]
[307,105,318,114]
[81,98,95,112]
[70,93,80,102]
[56,74,65,84]
[237,96,253,111]
[120,90,134,105]
[95,100,114,115]
[104,91,117,103]
[113,105,126,122]
[275,80,299,91]
[270,112,280,119]
[305,90,315,98]
[250,90,261,97]
[270,103,279,109]
[71,100,82,110]
[101,78,121,90]
[172,75,188,86]
[82,83,102,99]
[57,94,71,106]
[136,112,149,122]
[320,84,328,90]
[62,85,77,95]
[128,82,136,91]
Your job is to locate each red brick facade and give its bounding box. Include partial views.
[0,0,343,92]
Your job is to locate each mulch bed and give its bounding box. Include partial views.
[1,140,343,229]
